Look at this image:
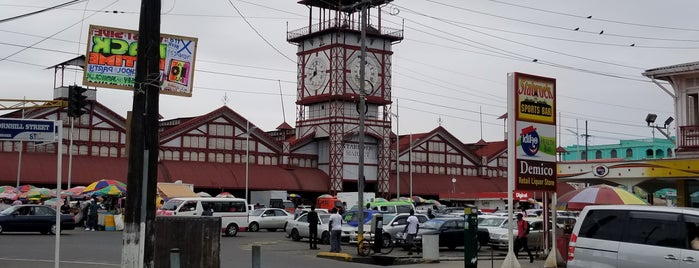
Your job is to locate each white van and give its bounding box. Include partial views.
[568,205,699,268]
[156,197,249,236]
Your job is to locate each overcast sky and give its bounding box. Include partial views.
[1,0,692,147]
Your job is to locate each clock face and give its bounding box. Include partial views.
[304,54,329,94]
[349,56,380,91]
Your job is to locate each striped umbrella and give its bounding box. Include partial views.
[18,184,37,192]
[216,192,234,198]
[557,184,648,211]
[20,187,52,199]
[62,186,87,198]
[83,179,126,194]
[0,185,16,193]
[89,185,126,196]
[0,192,18,200]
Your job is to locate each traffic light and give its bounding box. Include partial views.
[68,85,89,118]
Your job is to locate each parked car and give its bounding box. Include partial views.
[396,217,488,251]
[380,213,429,244]
[248,208,293,232]
[567,205,699,268]
[0,204,76,234]
[487,217,556,251]
[284,213,331,244]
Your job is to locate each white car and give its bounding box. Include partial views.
[285,213,331,244]
[248,208,293,232]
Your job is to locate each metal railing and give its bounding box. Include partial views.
[288,18,403,41]
[679,125,699,148]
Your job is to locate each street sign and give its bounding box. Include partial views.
[0,118,57,142]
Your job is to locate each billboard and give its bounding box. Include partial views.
[510,72,557,192]
[83,25,198,97]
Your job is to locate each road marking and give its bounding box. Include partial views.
[0,257,120,266]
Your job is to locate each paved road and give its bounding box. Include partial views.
[0,229,553,268]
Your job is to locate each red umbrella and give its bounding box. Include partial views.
[557,184,648,211]
[216,192,235,198]
[18,184,36,192]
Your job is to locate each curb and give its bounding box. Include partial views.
[316,252,353,262]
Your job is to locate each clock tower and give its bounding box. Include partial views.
[288,0,403,195]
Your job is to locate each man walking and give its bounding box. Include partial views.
[514,213,534,263]
[404,209,419,255]
[328,207,343,252]
[308,205,319,249]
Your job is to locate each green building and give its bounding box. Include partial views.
[561,138,676,161]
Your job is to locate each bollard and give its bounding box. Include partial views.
[252,245,260,268]
[169,248,180,268]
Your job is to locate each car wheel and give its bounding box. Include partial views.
[49,224,57,235]
[320,231,330,244]
[291,229,301,241]
[225,224,239,237]
[266,228,276,232]
[249,222,259,232]
[0,224,3,234]
[382,233,392,247]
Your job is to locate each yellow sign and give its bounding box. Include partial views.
[515,73,555,124]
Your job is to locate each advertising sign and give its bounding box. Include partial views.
[511,72,557,192]
[0,118,56,142]
[83,25,198,97]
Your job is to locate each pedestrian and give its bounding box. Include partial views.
[514,213,534,263]
[404,209,420,255]
[86,198,99,231]
[427,208,435,219]
[60,198,71,214]
[328,207,343,253]
[307,204,319,249]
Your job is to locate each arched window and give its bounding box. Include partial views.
[595,150,602,159]
[625,148,633,158]
[655,149,664,158]
[667,149,673,158]
[610,149,617,158]
[646,149,654,158]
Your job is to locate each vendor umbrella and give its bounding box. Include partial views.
[62,186,86,198]
[317,194,334,199]
[18,184,36,192]
[288,193,301,199]
[83,179,126,193]
[411,196,425,204]
[0,185,16,193]
[0,192,18,200]
[20,188,52,199]
[216,192,234,198]
[89,185,127,196]
[557,184,647,211]
[196,191,212,197]
[43,197,63,208]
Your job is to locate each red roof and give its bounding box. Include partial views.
[0,153,328,192]
[472,140,507,159]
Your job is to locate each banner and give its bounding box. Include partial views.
[511,72,557,192]
[83,25,198,97]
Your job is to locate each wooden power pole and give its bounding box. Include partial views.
[122,0,161,267]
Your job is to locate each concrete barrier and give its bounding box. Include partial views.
[422,234,440,262]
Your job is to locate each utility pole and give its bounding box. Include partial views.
[122,0,160,267]
[356,0,369,248]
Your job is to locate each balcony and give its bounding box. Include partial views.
[678,125,699,149]
[287,18,403,43]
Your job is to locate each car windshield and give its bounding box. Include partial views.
[249,209,265,216]
[382,214,396,225]
[160,200,184,211]
[422,219,446,230]
[319,214,331,222]
[480,217,506,227]
[0,206,16,215]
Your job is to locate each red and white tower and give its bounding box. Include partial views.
[288,0,403,195]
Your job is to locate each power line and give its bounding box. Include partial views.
[0,0,86,24]
[487,0,699,32]
[226,0,296,64]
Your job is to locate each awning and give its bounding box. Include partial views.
[157,183,197,198]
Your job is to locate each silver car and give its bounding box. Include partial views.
[248,208,293,232]
[381,213,429,243]
[285,213,331,244]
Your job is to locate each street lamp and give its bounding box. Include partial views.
[451,177,456,193]
[645,113,675,144]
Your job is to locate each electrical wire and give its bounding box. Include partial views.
[487,0,699,32]
[226,0,296,64]
[0,0,86,24]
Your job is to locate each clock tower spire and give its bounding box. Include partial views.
[288,0,403,195]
